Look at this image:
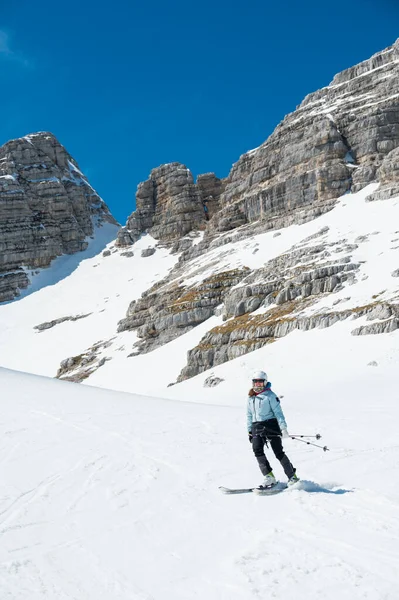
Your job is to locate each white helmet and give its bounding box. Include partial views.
[252,370,267,381]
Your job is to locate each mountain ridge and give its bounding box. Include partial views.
[117,38,399,248]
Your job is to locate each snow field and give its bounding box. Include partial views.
[1,362,399,599]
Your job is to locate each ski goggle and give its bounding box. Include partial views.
[252,379,265,383]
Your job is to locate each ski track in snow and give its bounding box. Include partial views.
[1,370,399,598]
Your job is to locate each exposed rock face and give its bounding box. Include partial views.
[196,173,225,220]
[174,241,362,380]
[367,147,399,201]
[116,164,224,247]
[34,313,91,331]
[118,40,399,254]
[211,117,350,234]
[178,302,399,381]
[208,39,399,235]
[203,374,224,388]
[0,270,30,302]
[0,132,117,302]
[124,40,399,272]
[117,268,249,354]
[57,338,114,382]
[141,247,156,258]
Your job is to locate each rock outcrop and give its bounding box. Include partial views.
[57,338,114,382]
[116,163,224,247]
[34,313,91,331]
[177,301,399,381]
[367,146,399,201]
[117,268,249,354]
[0,132,117,302]
[196,172,225,220]
[173,241,362,380]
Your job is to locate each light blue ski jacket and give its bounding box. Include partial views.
[247,383,287,432]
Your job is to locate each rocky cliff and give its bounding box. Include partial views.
[210,38,399,234]
[117,40,399,254]
[116,163,224,247]
[0,132,117,302]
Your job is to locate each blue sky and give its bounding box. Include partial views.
[1,0,398,224]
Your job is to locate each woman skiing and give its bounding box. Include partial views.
[247,370,299,489]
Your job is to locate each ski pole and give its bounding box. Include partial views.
[289,435,329,452]
[290,434,322,440]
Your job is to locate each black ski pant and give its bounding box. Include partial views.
[251,419,295,479]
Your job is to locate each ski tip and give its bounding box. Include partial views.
[219,486,254,494]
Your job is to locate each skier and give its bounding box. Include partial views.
[247,370,299,489]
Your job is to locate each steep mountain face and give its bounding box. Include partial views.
[117,40,399,255]
[0,132,117,302]
[210,39,399,233]
[95,40,398,373]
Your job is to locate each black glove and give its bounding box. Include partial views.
[248,432,253,443]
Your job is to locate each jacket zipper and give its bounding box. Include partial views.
[252,397,258,422]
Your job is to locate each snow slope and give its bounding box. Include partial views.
[1,359,399,600]
[0,184,397,399]
[0,231,178,377]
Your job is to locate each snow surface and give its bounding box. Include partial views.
[7,221,120,303]
[0,229,177,376]
[1,342,399,599]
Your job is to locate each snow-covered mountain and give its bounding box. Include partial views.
[2,41,399,390]
[0,183,398,398]
[0,131,118,302]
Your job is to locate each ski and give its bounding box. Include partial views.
[219,486,254,494]
[219,482,288,495]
